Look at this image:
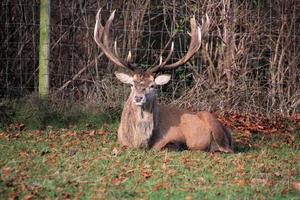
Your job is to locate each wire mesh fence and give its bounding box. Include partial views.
[1,0,300,115]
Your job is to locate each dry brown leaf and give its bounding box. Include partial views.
[280,188,289,196]
[45,156,57,165]
[98,188,106,193]
[22,194,34,200]
[0,132,9,140]
[33,130,42,135]
[89,130,96,136]
[19,150,29,158]
[16,123,25,131]
[291,181,300,190]
[236,179,247,186]
[152,182,162,192]
[185,195,192,200]
[8,191,18,200]
[97,129,106,135]
[2,167,10,178]
[271,143,280,148]
[141,171,151,179]
[62,192,71,200]
[111,177,121,186]
[136,188,146,193]
[67,130,77,136]
[167,168,176,176]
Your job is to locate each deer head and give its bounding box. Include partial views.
[94,9,208,106]
[114,72,170,106]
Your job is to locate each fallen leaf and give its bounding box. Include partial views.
[89,130,96,136]
[45,156,57,165]
[167,168,176,176]
[271,143,279,148]
[19,150,29,158]
[291,181,300,190]
[152,182,162,192]
[33,130,42,135]
[280,188,289,196]
[2,167,11,179]
[111,177,121,186]
[141,171,151,179]
[16,123,25,131]
[62,192,71,200]
[289,113,299,121]
[67,130,77,136]
[97,129,106,135]
[22,194,34,200]
[0,132,9,140]
[236,179,247,186]
[98,188,106,193]
[185,195,192,200]
[8,191,18,200]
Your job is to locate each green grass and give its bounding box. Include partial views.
[0,96,121,130]
[0,98,299,199]
[0,126,299,199]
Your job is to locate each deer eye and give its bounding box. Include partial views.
[149,84,155,89]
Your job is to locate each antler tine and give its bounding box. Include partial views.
[94,8,105,49]
[102,10,116,52]
[113,40,120,58]
[150,16,203,73]
[126,51,132,64]
[114,40,133,66]
[148,42,174,73]
[94,9,134,71]
[161,16,202,71]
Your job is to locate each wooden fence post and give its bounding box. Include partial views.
[38,0,50,97]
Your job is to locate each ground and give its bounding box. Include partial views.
[0,121,299,199]
[0,99,299,199]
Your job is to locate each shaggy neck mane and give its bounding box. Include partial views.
[121,92,157,148]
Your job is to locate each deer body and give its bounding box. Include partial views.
[94,9,233,152]
[154,106,233,151]
[115,73,233,152]
[117,86,233,152]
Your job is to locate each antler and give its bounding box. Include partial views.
[94,9,135,71]
[148,16,205,73]
[94,8,209,74]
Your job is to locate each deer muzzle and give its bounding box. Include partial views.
[134,95,146,106]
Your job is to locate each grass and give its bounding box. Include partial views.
[0,96,121,130]
[0,97,299,199]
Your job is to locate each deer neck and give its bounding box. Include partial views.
[128,92,158,124]
[123,92,158,148]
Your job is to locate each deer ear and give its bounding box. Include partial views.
[154,74,171,85]
[115,72,133,85]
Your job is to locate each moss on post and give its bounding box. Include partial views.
[38,0,50,98]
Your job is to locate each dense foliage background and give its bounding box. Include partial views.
[1,0,300,115]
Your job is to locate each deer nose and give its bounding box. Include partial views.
[134,96,143,103]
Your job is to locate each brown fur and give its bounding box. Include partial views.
[117,73,234,152]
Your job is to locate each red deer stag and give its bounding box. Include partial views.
[94,9,233,152]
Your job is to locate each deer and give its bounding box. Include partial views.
[94,9,234,153]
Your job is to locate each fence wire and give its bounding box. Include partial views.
[1,0,300,114]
